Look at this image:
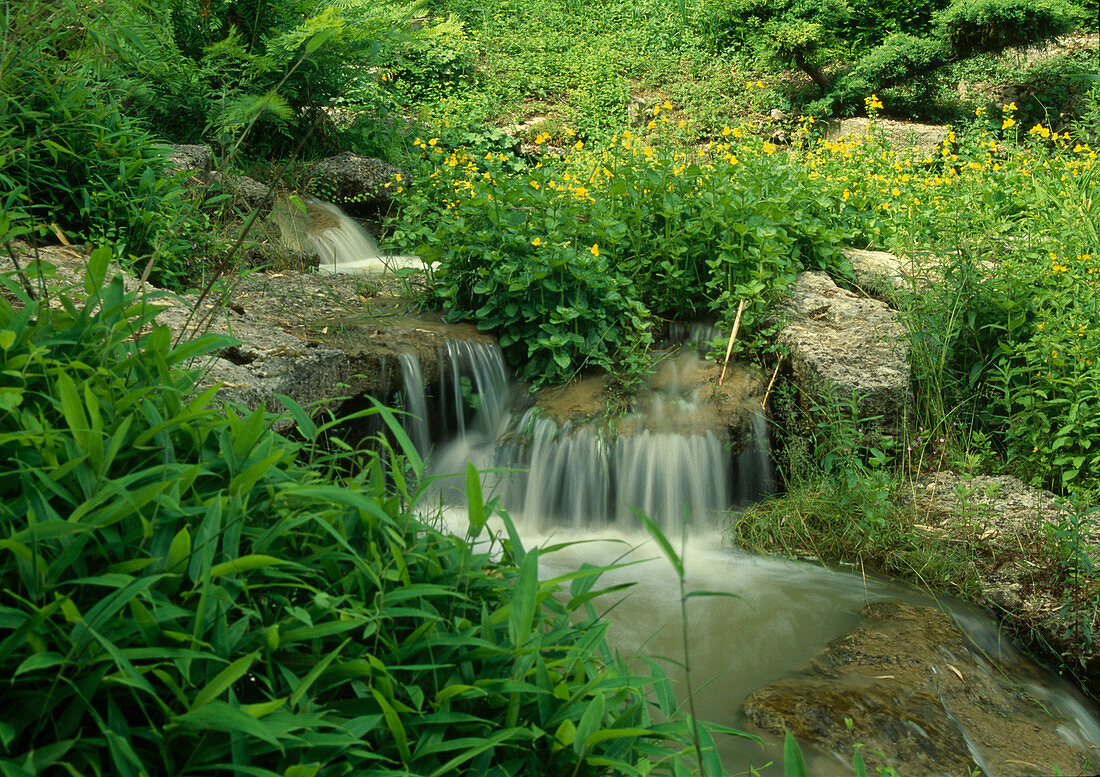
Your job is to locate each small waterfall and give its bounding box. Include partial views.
[419,342,773,528]
[736,411,776,503]
[398,353,431,455]
[273,196,424,275]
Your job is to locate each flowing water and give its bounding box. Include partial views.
[272,197,425,274]
[394,335,1100,774]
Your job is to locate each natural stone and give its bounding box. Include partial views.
[210,172,273,212]
[824,117,948,157]
[840,247,911,295]
[744,600,1099,777]
[164,144,214,181]
[309,152,405,205]
[914,471,1100,691]
[776,271,910,425]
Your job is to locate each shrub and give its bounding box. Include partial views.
[390,121,849,387]
[933,0,1082,57]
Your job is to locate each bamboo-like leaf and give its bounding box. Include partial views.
[426,728,525,777]
[191,651,258,710]
[208,555,289,579]
[172,700,283,747]
[370,687,410,764]
[465,462,486,537]
[507,547,539,649]
[631,508,683,577]
[574,693,606,755]
[241,697,287,720]
[289,639,348,710]
[783,730,809,777]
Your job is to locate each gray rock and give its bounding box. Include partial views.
[309,152,405,204]
[776,271,910,425]
[841,246,910,295]
[210,172,273,212]
[823,117,949,157]
[164,144,214,181]
[769,108,788,122]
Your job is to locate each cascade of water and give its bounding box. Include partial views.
[441,340,511,439]
[398,352,431,455]
[422,341,773,528]
[736,410,776,503]
[273,197,424,274]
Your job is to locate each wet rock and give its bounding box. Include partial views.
[0,244,462,432]
[743,601,1099,777]
[309,152,405,205]
[776,271,910,425]
[823,118,949,157]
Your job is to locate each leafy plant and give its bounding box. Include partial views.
[0,250,734,775]
[390,122,848,387]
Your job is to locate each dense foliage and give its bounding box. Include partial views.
[391,117,848,386]
[0,251,737,775]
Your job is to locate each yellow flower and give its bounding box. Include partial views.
[722,126,732,137]
[590,244,600,257]
[1001,117,1016,130]
[531,237,542,247]
[428,137,438,146]
[530,180,539,190]
[574,140,584,151]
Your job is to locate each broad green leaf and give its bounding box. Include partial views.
[465,462,486,537]
[574,692,606,755]
[371,687,410,764]
[507,547,539,649]
[632,508,683,577]
[242,697,288,719]
[290,639,348,710]
[172,701,283,747]
[14,652,67,676]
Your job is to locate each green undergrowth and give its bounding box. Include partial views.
[0,249,742,776]
[389,119,849,388]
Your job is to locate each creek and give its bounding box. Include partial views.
[291,204,1100,774]
[393,336,1100,776]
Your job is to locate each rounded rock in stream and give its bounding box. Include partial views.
[743,600,1099,776]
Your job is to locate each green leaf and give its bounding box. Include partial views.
[172,701,283,747]
[191,652,258,710]
[465,462,486,538]
[289,639,348,710]
[507,547,539,648]
[209,555,290,579]
[783,730,809,777]
[632,508,683,577]
[14,652,67,676]
[574,692,606,755]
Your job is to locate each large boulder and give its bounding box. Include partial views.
[824,117,949,157]
[164,144,214,181]
[776,271,910,425]
[309,152,405,206]
[744,600,1099,777]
